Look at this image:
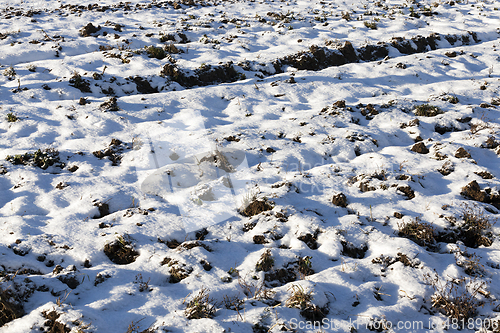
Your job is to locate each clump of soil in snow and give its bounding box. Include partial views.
[40,310,70,333]
[331,193,348,207]
[80,23,101,37]
[241,199,273,217]
[103,237,139,265]
[92,138,128,165]
[0,288,24,326]
[461,181,500,209]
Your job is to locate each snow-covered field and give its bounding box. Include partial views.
[1,0,500,332]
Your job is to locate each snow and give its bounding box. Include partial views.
[0,0,499,332]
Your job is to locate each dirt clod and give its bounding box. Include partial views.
[253,235,268,244]
[58,275,80,289]
[411,142,429,154]
[93,138,127,165]
[241,200,273,217]
[92,200,109,219]
[438,161,455,176]
[394,212,404,219]
[265,268,296,286]
[99,97,119,111]
[132,76,158,94]
[80,23,101,37]
[397,186,415,200]
[103,238,139,265]
[475,171,493,179]
[455,147,471,158]
[341,241,368,259]
[461,181,488,203]
[331,193,348,207]
[200,260,212,271]
[461,181,500,209]
[41,310,70,333]
[482,136,499,149]
[298,233,319,250]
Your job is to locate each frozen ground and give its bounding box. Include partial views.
[0,0,499,332]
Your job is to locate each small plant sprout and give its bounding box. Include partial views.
[134,274,152,292]
[297,256,314,278]
[56,290,72,307]
[0,286,23,324]
[227,267,239,277]
[223,295,244,320]
[6,112,18,122]
[454,248,485,277]
[5,148,62,169]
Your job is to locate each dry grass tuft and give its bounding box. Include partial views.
[184,287,216,320]
[285,284,328,322]
[414,104,443,117]
[424,273,487,322]
[398,217,435,247]
[238,275,276,301]
[0,287,24,326]
[458,204,495,248]
[285,284,313,309]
